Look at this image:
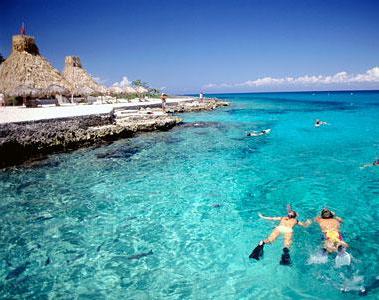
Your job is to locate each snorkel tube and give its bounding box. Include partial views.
[287,204,297,218]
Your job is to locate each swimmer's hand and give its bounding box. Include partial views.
[298,219,312,227]
[258,213,281,221]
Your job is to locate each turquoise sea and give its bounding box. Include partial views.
[1,91,379,299]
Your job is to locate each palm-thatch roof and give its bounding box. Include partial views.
[108,86,124,95]
[9,84,44,98]
[134,86,148,94]
[0,35,73,96]
[44,84,70,97]
[124,86,137,94]
[62,56,107,95]
[74,86,95,96]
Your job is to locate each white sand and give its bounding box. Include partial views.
[0,97,195,124]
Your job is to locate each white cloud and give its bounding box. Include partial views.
[112,76,131,87]
[204,67,379,89]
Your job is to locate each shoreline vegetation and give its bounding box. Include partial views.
[0,33,229,169]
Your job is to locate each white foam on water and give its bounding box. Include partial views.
[307,252,328,265]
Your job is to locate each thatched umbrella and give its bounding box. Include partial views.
[134,86,148,101]
[10,84,44,107]
[108,86,123,95]
[74,86,95,96]
[124,86,137,94]
[44,84,70,97]
[10,84,43,97]
[134,86,148,94]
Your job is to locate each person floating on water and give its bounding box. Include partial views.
[247,129,271,137]
[315,208,349,252]
[361,159,379,169]
[249,205,311,265]
[315,119,328,127]
[315,208,351,267]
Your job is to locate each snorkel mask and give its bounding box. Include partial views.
[287,204,298,218]
[321,208,335,219]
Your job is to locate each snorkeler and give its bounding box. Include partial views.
[315,119,328,127]
[315,208,349,253]
[247,129,271,137]
[249,205,311,265]
[360,159,379,169]
[315,208,351,267]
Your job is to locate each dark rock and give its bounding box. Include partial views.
[127,250,153,260]
[0,100,228,168]
[5,262,30,280]
[45,257,51,266]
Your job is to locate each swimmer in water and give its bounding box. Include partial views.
[315,119,328,127]
[249,205,311,265]
[361,159,379,169]
[315,208,349,253]
[247,129,271,137]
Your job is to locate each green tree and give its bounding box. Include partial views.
[132,79,149,89]
[0,53,5,65]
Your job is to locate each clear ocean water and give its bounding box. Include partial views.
[1,91,379,299]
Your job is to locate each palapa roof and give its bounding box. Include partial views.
[124,86,137,94]
[62,56,107,95]
[134,86,148,94]
[109,86,124,95]
[0,35,73,96]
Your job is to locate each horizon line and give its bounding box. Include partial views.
[184,88,379,96]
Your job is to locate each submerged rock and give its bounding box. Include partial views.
[5,262,30,280]
[0,114,179,168]
[0,99,228,168]
[127,250,153,260]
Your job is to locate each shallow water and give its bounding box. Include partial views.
[1,91,379,299]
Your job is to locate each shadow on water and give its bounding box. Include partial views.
[96,144,142,160]
[179,121,224,129]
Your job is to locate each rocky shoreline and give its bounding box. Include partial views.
[0,99,228,168]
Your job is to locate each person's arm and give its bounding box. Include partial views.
[329,210,343,222]
[298,219,312,227]
[258,213,281,221]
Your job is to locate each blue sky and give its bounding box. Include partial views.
[1,0,379,94]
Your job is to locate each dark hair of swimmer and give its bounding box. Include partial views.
[321,208,334,219]
[288,210,297,218]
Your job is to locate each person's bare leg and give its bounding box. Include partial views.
[324,240,337,253]
[284,232,293,248]
[264,228,280,244]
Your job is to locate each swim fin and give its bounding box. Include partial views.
[335,246,351,268]
[280,247,291,265]
[249,241,264,260]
